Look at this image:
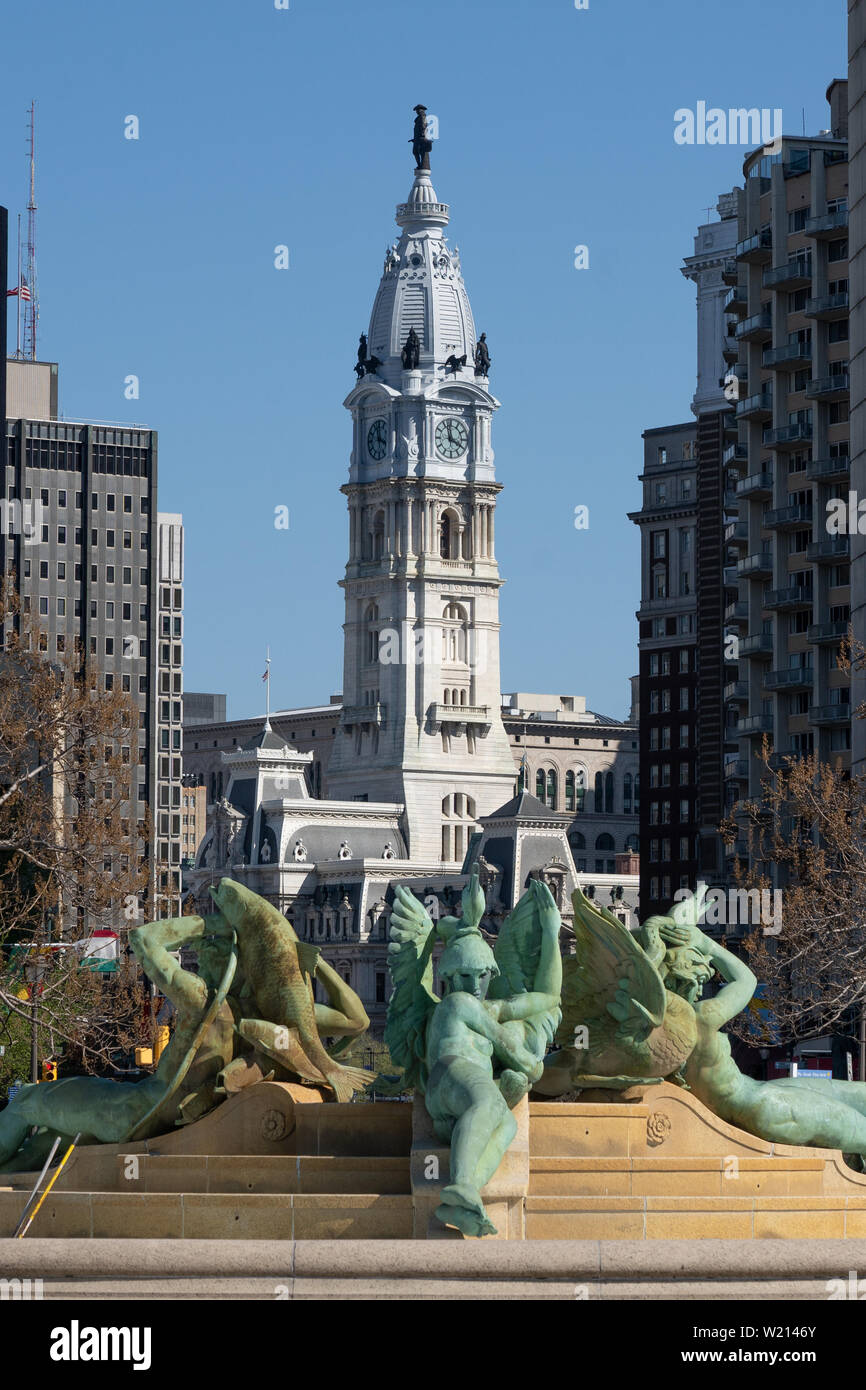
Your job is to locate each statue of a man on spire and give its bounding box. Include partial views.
[411,104,433,170]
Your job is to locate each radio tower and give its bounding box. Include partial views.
[22,102,39,362]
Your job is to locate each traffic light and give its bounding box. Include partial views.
[41,1060,58,1083]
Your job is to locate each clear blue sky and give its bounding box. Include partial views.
[1,0,847,722]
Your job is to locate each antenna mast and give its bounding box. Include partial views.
[23,101,38,362]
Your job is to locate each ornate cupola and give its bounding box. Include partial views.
[327,108,516,862]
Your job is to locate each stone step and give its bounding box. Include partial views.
[525,1193,866,1240]
[529,1155,827,1199]
[111,1154,410,1195]
[0,1189,414,1240]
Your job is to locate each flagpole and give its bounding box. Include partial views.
[265,648,271,726]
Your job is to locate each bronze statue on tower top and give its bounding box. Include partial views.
[411,104,433,170]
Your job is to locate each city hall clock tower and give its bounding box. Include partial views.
[327,111,517,862]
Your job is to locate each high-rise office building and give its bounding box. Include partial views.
[630,194,740,917]
[630,422,698,917]
[2,360,183,919]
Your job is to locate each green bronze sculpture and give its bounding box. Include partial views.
[209,878,371,1100]
[0,881,372,1171]
[386,871,562,1237]
[533,886,712,1097]
[0,913,238,1170]
[658,917,866,1159]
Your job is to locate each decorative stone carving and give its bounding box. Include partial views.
[293,839,308,862]
[338,841,352,860]
[647,1112,672,1147]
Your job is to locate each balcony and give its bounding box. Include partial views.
[723,442,748,469]
[725,518,748,547]
[806,454,849,483]
[736,472,773,501]
[737,311,773,342]
[807,536,849,564]
[722,258,739,286]
[724,682,749,702]
[765,585,813,611]
[809,702,851,726]
[722,335,740,365]
[736,389,773,422]
[740,633,774,659]
[340,702,387,730]
[804,291,849,320]
[725,601,749,626]
[763,421,813,449]
[723,414,740,443]
[762,257,812,290]
[804,209,848,238]
[763,503,813,530]
[806,373,849,401]
[808,619,849,645]
[738,551,774,579]
[764,666,814,692]
[724,758,750,780]
[430,702,492,730]
[736,229,773,263]
[724,284,748,315]
[763,340,813,370]
[739,712,774,736]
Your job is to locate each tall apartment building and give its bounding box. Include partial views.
[2,359,183,920]
[726,82,851,863]
[629,422,699,917]
[850,5,866,780]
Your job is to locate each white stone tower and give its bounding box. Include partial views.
[327,113,517,861]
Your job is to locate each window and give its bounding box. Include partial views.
[623,772,632,814]
[652,532,667,559]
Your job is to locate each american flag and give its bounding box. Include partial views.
[6,279,31,300]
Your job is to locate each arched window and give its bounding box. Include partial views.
[623,773,632,814]
[373,511,385,560]
[596,833,615,852]
[536,769,546,803]
[439,514,451,559]
[210,771,216,802]
[442,603,468,665]
[575,767,586,812]
[594,771,603,813]
[565,770,575,812]
[546,769,557,808]
[605,771,614,814]
[634,774,640,813]
[625,833,639,852]
[569,830,586,851]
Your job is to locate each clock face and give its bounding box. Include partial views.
[367,419,388,460]
[435,417,469,460]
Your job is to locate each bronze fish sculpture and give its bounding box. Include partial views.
[210,878,371,1102]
